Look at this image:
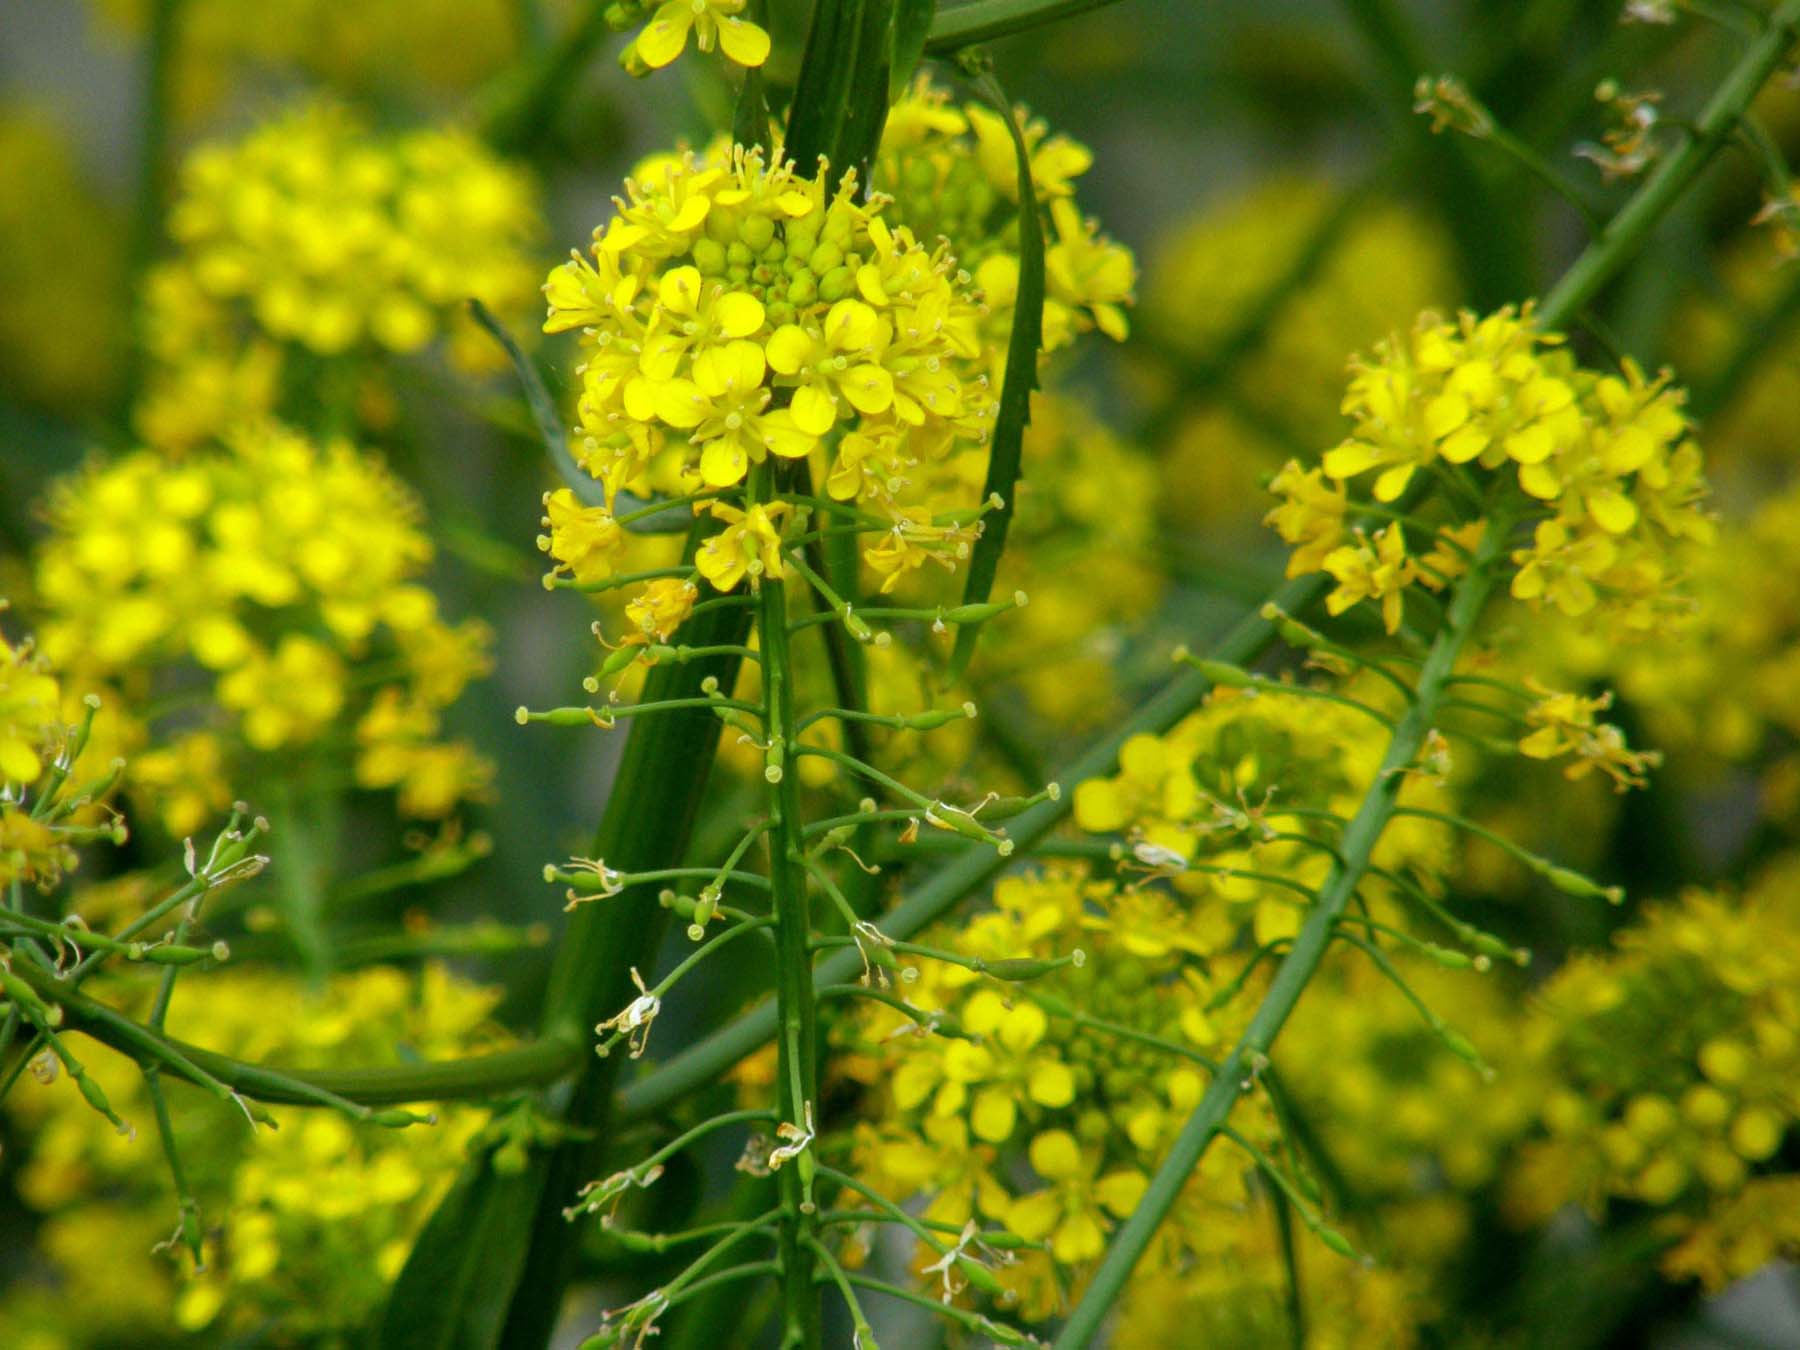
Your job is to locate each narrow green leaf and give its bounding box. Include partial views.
[786,0,898,183]
[947,63,1044,681]
[377,1153,549,1350]
[925,0,1127,54]
[466,299,685,532]
[890,0,938,101]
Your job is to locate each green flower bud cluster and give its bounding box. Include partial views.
[687,209,865,329]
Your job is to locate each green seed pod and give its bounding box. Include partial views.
[1317,1225,1358,1259]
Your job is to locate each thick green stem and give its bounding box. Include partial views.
[122,0,181,415]
[1051,520,1508,1348]
[758,501,824,1349]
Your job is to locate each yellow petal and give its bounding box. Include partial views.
[716,15,771,66]
[1095,1169,1149,1217]
[824,298,879,351]
[653,378,708,428]
[1028,1129,1082,1181]
[758,410,816,460]
[634,4,694,68]
[841,364,893,415]
[1000,1001,1049,1053]
[1006,1190,1063,1243]
[1589,488,1639,534]
[1053,1212,1105,1264]
[699,437,748,487]
[715,291,765,339]
[659,265,703,314]
[765,324,813,374]
[1322,440,1383,479]
[790,384,838,436]
[971,1088,1017,1143]
[1,737,42,784]
[1027,1059,1076,1109]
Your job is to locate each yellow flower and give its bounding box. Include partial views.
[1322,524,1418,634]
[1265,461,1350,577]
[1518,679,1660,791]
[1510,518,1616,616]
[218,635,347,750]
[630,0,771,70]
[539,489,625,584]
[0,625,62,785]
[1006,1130,1148,1264]
[694,501,790,592]
[623,579,700,644]
[764,298,896,433]
[651,338,816,487]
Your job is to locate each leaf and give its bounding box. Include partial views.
[786,0,899,183]
[891,0,938,101]
[465,299,687,533]
[925,0,1126,54]
[947,63,1044,681]
[376,1151,549,1350]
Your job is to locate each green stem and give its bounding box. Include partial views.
[122,0,181,416]
[615,571,1331,1120]
[757,489,824,1350]
[1537,0,1800,330]
[1051,520,1507,1348]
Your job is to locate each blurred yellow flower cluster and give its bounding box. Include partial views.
[844,867,1264,1317]
[95,0,525,114]
[1508,872,1800,1259]
[0,963,502,1344]
[974,395,1167,730]
[31,421,493,832]
[1073,685,1453,947]
[1139,181,1455,532]
[138,101,539,449]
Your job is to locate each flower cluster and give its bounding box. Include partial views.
[96,0,523,113]
[1517,678,1661,791]
[875,79,1136,366]
[31,422,493,832]
[1072,684,1453,947]
[1506,869,1800,1287]
[1,619,127,890]
[1269,307,1712,639]
[845,868,1268,1318]
[613,0,771,73]
[542,143,996,588]
[137,101,539,448]
[0,964,502,1343]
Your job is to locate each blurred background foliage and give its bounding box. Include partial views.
[3,0,1800,1345]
